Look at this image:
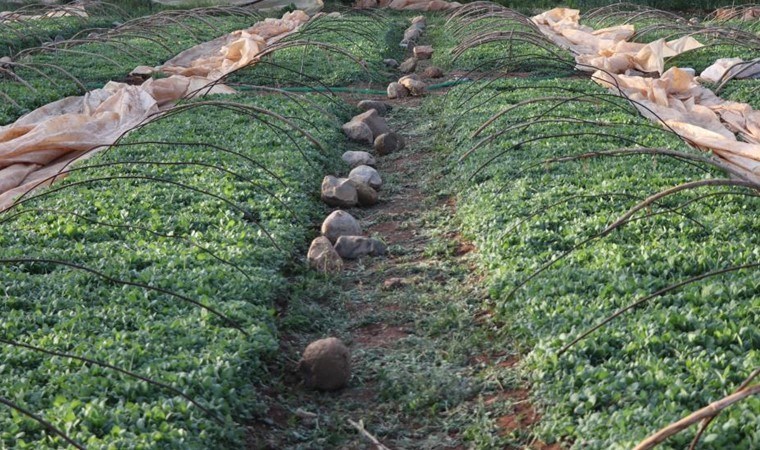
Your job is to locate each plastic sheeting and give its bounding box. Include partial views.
[0,4,87,21]
[0,10,311,210]
[152,0,324,16]
[532,8,760,182]
[355,0,461,12]
[532,8,702,75]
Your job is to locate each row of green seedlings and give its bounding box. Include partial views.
[0,14,396,445]
[444,76,760,450]
[224,8,398,89]
[442,3,759,449]
[0,91,344,448]
[0,6,259,124]
[0,0,138,56]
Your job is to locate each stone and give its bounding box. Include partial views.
[348,179,378,206]
[349,165,382,190]
[382,277,407,290]
[130,65,154,77]
[341,120,373,144]
[422,66,444,78]
[334,236,387,259]
[413,45,434,60]
[383,58,399,68]
[321,210,362,243]
[399,76,426,96]
[399,57,417,73]
[342,109,391,144]
[371,239,388,256]
[307,237,343,273]
[387,82,409,99]
[320,175,358,208]
[298,337,350,391]
[357,99,390,116]
[342,150,376,168]
[374,132,404,156]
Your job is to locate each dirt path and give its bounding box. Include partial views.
[247,88,558,448]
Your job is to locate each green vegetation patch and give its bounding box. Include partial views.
[432,77,760,449]
[228,12,404,88]
[0,92,344,449]
[0,13,256,125]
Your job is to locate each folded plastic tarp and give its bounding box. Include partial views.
[532,8,760,182]
[0,10,311,210]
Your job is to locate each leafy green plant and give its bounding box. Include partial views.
[0,92,345,448]
[431,76,760,449]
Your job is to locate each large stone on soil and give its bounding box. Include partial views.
[399,56,417,73]
[298,337,350,391]
[399,75,426,96]
[342,109,391,144]
[334,236,387,259]
[307,236,343,273]
[342,150,376,168]
[321,175,358,207]
[387,82,409,99]
[341,120,373,144]
[413,45,433,60]
[321,210,362,243]
[357,99,390,116]
[349,165,382,190]
[422,66,444,78]
[348,179,378,206]
[374,132,404,156]
[383,58,399,68]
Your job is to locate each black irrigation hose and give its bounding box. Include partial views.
[0,258,249,336]
[0,207,255,283]
[501,179,760,303]
[0,337,226,426]
[468,132,646,182]
[0,396,85,450]
[558,262,760,356]
[5,175,284,254]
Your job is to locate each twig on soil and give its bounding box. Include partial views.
[348,419,392,450]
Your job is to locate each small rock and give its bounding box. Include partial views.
[321,210,362,243]
[399,57,417,73]
[413,45,434,60]
[342,109,391,144]
[371,239,388,256]
[383,58,399,68]
[403,24,424,42]
[374,132,404,156]
[357,99,390,116]
[334,236,387,259]
[342,150,376,168]
[298,337,350,391]
[307,237,343,273]
[399,76,426,96]
[387,82,409,99]
[422,66,444,78]
[321,175,358,208]
[348,179,378,206]
[349,165,382,190]
[383,277,406,290]
[341,120,373,144]
[130,65,154,77]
